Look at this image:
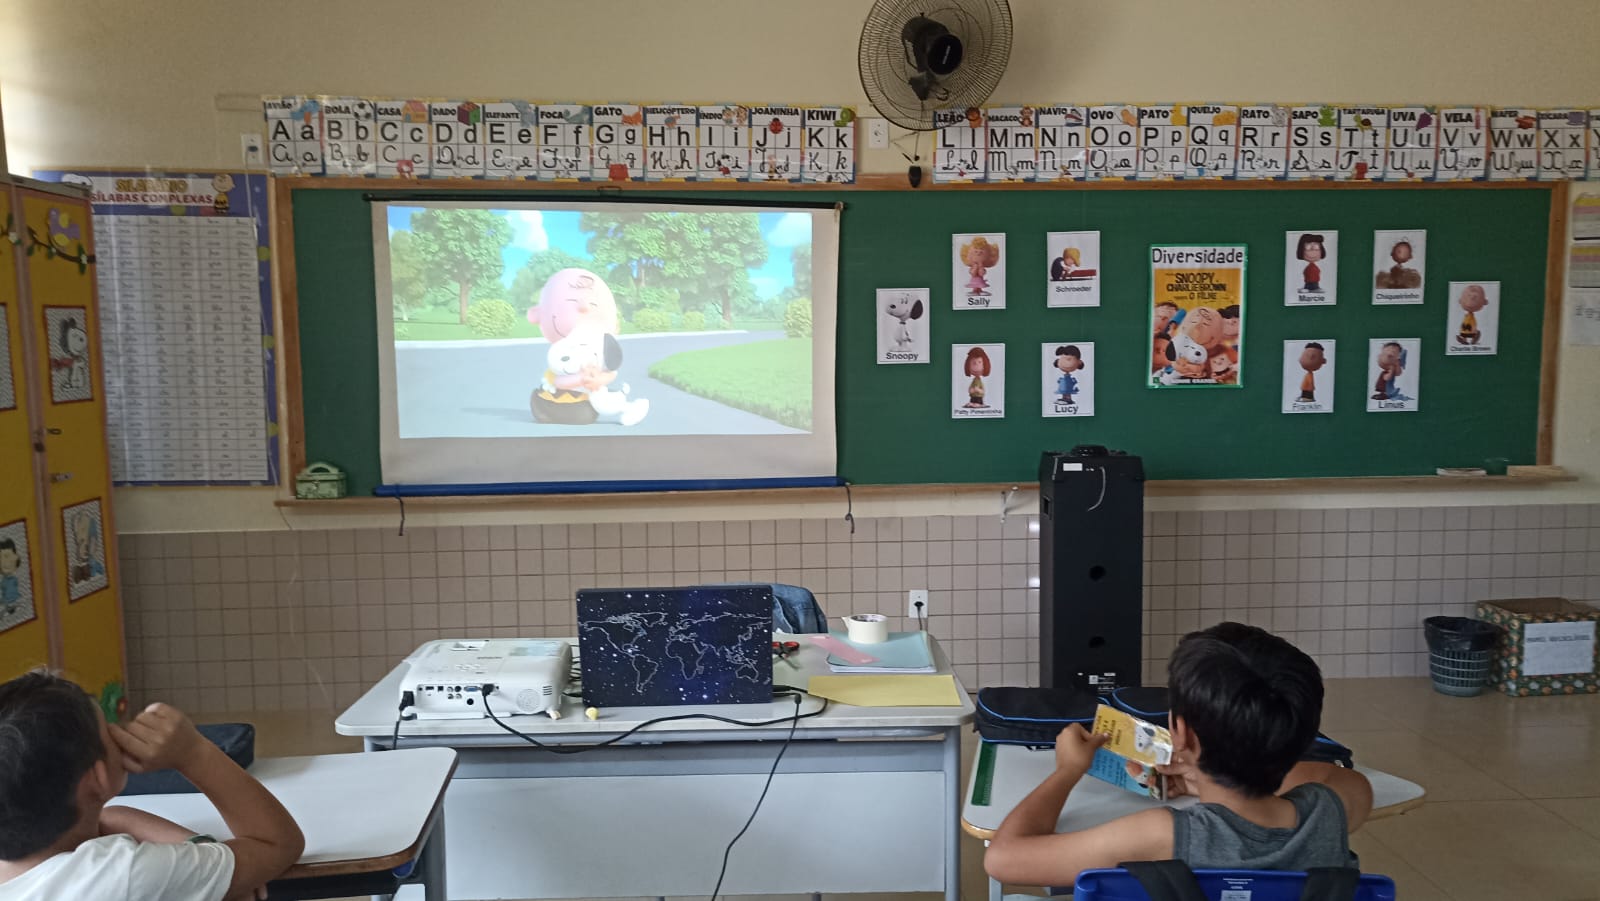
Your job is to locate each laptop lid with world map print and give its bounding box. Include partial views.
[576,586,774,707]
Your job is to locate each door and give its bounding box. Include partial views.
[0,185,51,680]
[19,184,126,717]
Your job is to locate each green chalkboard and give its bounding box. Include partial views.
[289,185,1551,495]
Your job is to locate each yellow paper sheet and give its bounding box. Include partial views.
[805,674,964,707]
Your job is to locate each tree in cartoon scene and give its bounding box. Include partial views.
[407,208,511,324]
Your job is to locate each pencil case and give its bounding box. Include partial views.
[973,685,1100,746]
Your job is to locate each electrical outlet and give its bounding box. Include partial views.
[908,589,930,619]
[867,119,890,149]
[241,133,265,168]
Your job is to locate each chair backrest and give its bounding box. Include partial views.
[710,582,827,634]
[1071,865,1395,901]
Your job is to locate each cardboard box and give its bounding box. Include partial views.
[1476,598,1599,696]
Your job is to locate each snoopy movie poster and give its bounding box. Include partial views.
[382,203,817,439]
[876,288,930,364]
[1148,245,1246,388]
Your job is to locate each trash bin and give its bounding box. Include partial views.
[1424,616,1501,697]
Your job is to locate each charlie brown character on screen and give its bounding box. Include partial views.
[527,268,648,426]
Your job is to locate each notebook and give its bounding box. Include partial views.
[826,630,935,673]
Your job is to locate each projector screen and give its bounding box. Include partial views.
[372,199,838,490]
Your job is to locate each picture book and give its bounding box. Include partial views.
[1087,704,1172,801]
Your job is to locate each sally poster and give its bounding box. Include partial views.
[1150,245,1246,388]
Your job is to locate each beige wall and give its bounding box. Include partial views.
[4,0,1600,533]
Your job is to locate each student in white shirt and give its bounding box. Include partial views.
[0,672,304,901]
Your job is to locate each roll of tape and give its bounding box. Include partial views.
[843,613,890,644]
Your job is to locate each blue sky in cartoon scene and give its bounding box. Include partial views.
[385,206,805,297]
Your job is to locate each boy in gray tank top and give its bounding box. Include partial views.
[984,623,1371,887]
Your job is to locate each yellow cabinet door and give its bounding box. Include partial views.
[0,186,51,680]
[19,186,126,717]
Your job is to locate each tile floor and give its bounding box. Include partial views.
[203,677,1600,901]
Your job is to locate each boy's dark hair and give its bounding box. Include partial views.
[0,672,106,860]
[1305,342,1324,351]
[0,538,15,554]
[1167,622,1323,798]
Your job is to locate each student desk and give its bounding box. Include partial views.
[337,636,975,901]
[961,742,1428,901]
[108,747,457,901]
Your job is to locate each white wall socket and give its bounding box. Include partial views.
[867,119,890,149]
[908,589,930,618]
[241,133,265,168]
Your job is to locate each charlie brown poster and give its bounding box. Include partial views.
[953,343,1005,418]
[1046,232,1101,308]
[1282,339,1335,414]
[1041,342,1094,417]
[953,233,1007,310]
[1149,245,1246,388]
[1446,281,1500,355]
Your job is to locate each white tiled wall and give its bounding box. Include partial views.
[117,504,1600,712]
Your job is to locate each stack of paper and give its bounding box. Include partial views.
[826,631,935,673]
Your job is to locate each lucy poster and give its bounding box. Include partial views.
[1373,230,1427,304]
[1447,281,1500,355]
[1282,339,1335,413]
[954,233,1006,309]
[1285,230,1338,305]
[877,288,931,364]
[1150,245,1246,388]
[1042,342,1094,417]
[953,343,1005,418]
[1046,231,1101,308]
[1368,338,1421,412]
[0,519,35,634]
[62,499,109,601]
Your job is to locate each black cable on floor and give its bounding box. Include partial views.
[709,691,802,901]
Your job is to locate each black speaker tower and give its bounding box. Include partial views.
[1038,447,1145,694]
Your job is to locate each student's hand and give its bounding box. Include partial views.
[109,703,207,774]
[1053,724,1107,778]
[1129,753,1197,798]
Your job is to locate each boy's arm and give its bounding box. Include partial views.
[1278,761,1373,831]
[985,725,1174,887]
[110,704,306,900]
[99,805,200,843]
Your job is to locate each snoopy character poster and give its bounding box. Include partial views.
[1041,342,1094,417]
[876,288,930,364]
[1149,245,1246,388]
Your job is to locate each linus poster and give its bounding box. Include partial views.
[953,233,1007,310]
[1046,231,1101,308]
[1149,245,1246,388]
[1367,338,1422,412]
[1284,230,1338,305]
[1282,339,1335,414]
[953,343,1005,418]
[1446,281,1500,355]
[1041,342,1094,417]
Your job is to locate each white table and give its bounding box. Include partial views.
[337,636,975,901]
[961,742,1427,900]
[110,748,457,900]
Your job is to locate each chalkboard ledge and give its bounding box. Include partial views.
[273,467,1572,510]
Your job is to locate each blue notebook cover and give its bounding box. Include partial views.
[826,631,935,671]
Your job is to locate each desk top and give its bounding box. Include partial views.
[109,748,457,878]
[960,742,1427,840]
[336,633,974,742]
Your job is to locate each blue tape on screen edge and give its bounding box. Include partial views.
[375,477,843,497]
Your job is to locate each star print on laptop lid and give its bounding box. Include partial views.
[576,586,775,707]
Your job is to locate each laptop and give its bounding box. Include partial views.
[575,585,774,707]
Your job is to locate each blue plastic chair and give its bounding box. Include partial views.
[1071,867,1395,901]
